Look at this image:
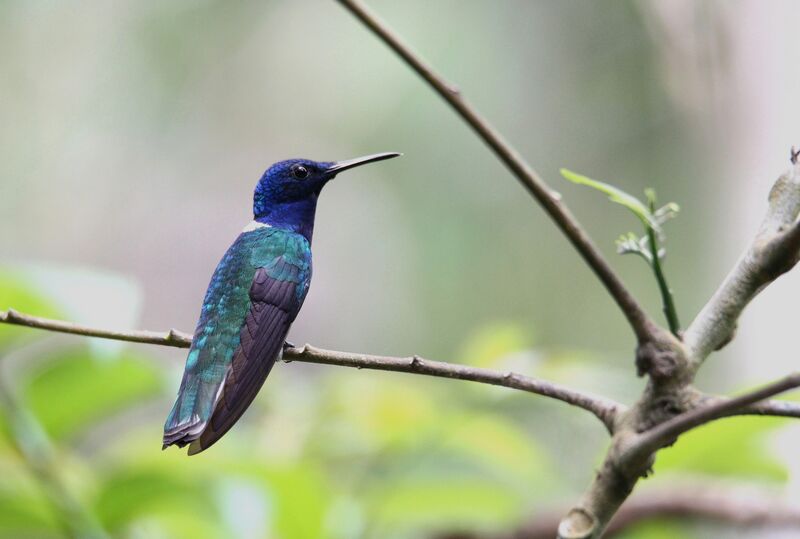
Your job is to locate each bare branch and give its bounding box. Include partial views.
[684,160,800,365]
[554,373,800,539]
[689,389,800,419]
[734,397,800,418]
[605,486,800,536]
[0,309,622,430]
[441,484,800,539]
[331,6,800,537]
[630,373,800,460]
[336,0,659,343]
[556,449,638,539]
[1,308,192,348]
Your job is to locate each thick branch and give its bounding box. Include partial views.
[684,160,800,364]
[0,309,622,430]
[555,373,800,539]
[336,0,658,343]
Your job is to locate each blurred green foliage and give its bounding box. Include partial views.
[1,1,798,536]
[0,270,555,538]
[0,266,795,539]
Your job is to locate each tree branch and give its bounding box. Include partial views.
[605,486,800,536]
[1,308,192,348]
[550,376,800,538]
[336,0,659,344]
[0,309,622,430]
[554,372,800,539]
[629,372,800,462]
[331,5,800,537]
[684,160,800,365]
[734,397,800,418]
[7,4,796,537]
[688,388,800,419]
[440,484,800,539]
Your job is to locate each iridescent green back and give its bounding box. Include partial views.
[163,226,311,440]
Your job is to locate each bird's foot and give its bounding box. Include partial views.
[283,340,296,351]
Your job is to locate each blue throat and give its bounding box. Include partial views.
[254,196,318,241]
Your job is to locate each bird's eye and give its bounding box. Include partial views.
[291,165,309,180]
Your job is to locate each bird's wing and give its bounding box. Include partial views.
[188,254,309,454]
[163,227,311,453]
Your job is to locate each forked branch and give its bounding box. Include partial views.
[555,159,800,538]
[332,4,800,537]
[629,373,800,460]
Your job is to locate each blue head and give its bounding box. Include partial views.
[253,152,400,240]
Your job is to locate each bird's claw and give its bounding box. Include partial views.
[283,340,296,351]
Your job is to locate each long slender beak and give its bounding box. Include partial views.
[325,152,401,176]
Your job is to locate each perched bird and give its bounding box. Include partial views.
[163,152,400,454]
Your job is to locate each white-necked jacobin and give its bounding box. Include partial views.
[163,152,400,454]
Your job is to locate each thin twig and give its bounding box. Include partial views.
[735,398,800,418]
[648,225,680,335]
[690,390,800,419]
[1,308,192,347]
[630,373,800,459]
[336,0,658,343]
[646,194,680,335]
[0,309,622,430]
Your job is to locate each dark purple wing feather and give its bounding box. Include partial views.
[188,261,302,454]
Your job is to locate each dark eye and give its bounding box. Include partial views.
[291,165,309,180]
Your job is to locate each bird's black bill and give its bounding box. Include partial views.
[325,152,401,175]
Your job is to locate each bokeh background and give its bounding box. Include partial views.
[2,1,800,538]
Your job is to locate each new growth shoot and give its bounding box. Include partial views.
[560,169,681,336]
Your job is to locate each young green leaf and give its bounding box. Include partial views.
[560,168,660,231]
[616,233,652,263]
[561,169,682,335]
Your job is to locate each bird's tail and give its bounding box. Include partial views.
[162,375,220,451]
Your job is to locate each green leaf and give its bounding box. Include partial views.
[367,477,521,534]
[439,413,553,485]
[459,322,531,368]
[615,520,693,539]
[0,491,60,536]
[122,513,226,539]
[207,459,333,539]
[23,350,163,441]
[93,466,220,534]
[616,232,652,262]
[654,416,788,481]
[0,270,60,351]
[256,464,331,539]
[318,376,440,453]
[560,168,659,230]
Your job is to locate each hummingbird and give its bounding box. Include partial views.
[163,152,400,455]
